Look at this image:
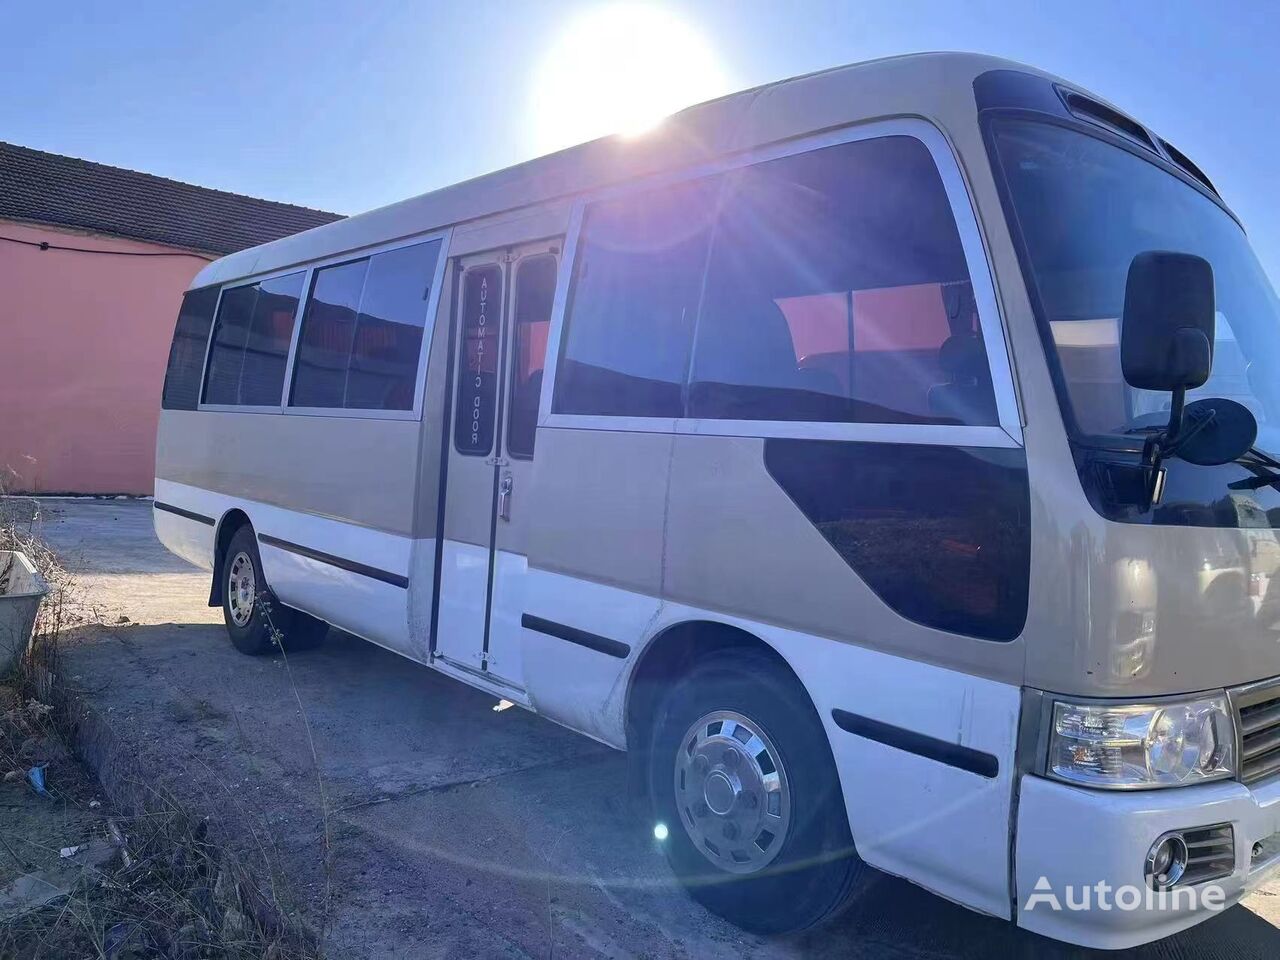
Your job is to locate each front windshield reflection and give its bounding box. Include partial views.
[993,121,1280,453]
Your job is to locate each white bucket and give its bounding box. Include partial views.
[0,552,49,675]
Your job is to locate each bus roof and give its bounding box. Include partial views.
[191,52,1062,289]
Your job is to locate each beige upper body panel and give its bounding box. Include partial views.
[156,409,421,536]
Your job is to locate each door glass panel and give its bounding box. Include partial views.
[454,264,503,455]
[507,255,558,458]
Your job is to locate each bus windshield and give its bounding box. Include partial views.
[993,120,1280,455]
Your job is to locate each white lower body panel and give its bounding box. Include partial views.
[520,568,1019,917]
[152,478,420,659]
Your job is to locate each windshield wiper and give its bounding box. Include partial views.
[1229,447,1280,491]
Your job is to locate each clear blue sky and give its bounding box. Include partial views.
[3,1,1276,283]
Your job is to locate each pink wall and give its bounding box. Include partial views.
[0,219,210,494]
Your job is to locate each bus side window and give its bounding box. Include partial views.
[554,176,721,419]
[688,136,997,427]
[161,286,220,411]
[506,255,558,458]
[203,272,305,407]
[290,239,442,412]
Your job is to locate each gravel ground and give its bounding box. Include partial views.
[28,497,1280,958]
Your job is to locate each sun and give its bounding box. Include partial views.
[530,4,731,156]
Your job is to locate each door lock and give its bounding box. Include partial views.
[498,474,513,521]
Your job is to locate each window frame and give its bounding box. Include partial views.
[195,228,452,421]
[540,117,1023,449]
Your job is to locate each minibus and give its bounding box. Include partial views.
[153,53,1280,948]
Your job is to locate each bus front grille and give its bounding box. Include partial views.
[1236,682,1280,785]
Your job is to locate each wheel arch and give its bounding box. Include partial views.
[625,619,807,751]
[621,616,854,869]
[208,508,253,607]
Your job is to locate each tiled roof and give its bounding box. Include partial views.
[0,141,342,256]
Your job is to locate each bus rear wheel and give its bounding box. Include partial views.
[646,650,865,933]
[221,526,327,655]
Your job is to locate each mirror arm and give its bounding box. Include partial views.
[1165,385,1187,445]
[1139,385,1187,510]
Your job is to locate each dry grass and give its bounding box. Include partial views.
[0,495,321,960]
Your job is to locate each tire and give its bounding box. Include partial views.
[221,525,280,655]
[647,650,865,934]
[220,526,326,655]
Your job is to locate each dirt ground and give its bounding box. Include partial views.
[28,497,1280,958]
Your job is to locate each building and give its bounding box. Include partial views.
[0,142,341,495]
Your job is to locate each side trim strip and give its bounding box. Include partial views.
[831,708,999,779]
[521,614,630,659]
[154,501,215,526]
[257,533,409,589]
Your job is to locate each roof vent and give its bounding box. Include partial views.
[1159,138,1218,195]
[1060,89,1159,153]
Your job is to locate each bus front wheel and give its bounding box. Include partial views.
[646,649,865,933]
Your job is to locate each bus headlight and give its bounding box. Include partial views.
[1048,695,1235,788]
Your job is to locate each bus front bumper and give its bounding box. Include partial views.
[1015,771,1280,949]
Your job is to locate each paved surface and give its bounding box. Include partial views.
[29,498,1280,958]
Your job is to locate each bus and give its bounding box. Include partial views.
[153,53,1280,948]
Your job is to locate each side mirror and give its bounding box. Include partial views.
[1121,251,1215,393]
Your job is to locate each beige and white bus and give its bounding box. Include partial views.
[154,53,1280,948]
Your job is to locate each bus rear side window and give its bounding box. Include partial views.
[203,272,304,407]
[161,286,219,411]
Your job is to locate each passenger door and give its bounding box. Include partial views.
[434,244,559,692]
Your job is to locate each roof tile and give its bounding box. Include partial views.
[0,141,342,255]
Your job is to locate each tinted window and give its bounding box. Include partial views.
[290,260,365,408]
[161,286,219,410]
[203,272,304,406]
[240,273,306,405]
[507,255,558,458]
[554,177,719,418]
[455,264,503,455]
[690,137,997,426]
[203,284,257,405]
[290,239,441,411]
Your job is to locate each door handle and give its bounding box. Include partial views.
[498,474,513,522]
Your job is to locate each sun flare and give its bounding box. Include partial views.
[530,4,730,155]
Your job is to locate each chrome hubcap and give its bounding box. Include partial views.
[227,551,256,627]
[674,710,791,874]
